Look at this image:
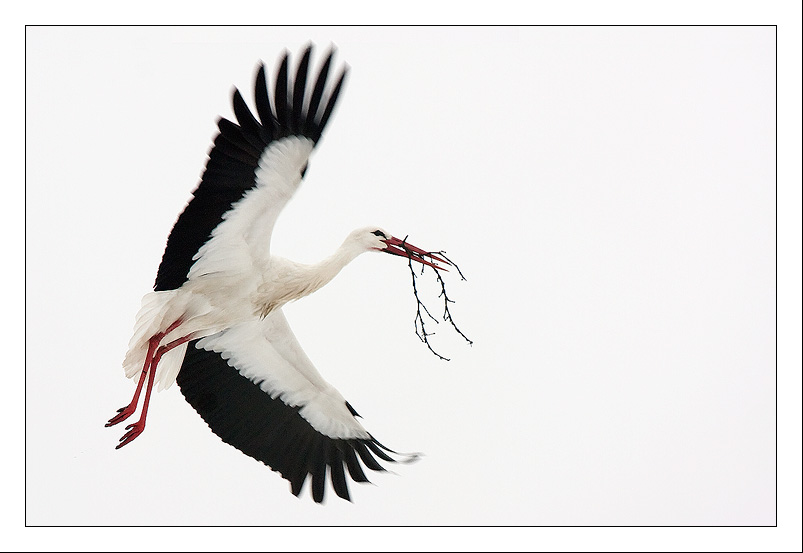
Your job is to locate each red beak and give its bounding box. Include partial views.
[381,236,450,271]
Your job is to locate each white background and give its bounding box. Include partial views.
[12,4,802,552]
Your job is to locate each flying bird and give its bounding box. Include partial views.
[106,45,452,503]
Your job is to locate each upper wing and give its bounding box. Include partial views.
[176,309,418,503]
[154,45,347,292]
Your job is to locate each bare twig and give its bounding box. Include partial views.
[402,237,449,361]
[433,268,473,346]
[433,251,467,282]
[399,236,472,361]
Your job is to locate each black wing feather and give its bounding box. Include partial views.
[339,441,370,483]
[273,53,290,136]
[215,119,263,162]
[291,45,312,135]
[315,67,348,141]
[366,440,397,463]
[310,437,327,503]
[305,50,333,137]
[231,89,270,149]
[288,430,317,496]
[254,64,276,138]
[352,440,387,473]
[328,444,351,502]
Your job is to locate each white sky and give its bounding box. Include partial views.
[15,8,802,553]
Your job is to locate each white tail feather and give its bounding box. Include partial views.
[155,341,189,391]
[122,290,179,380]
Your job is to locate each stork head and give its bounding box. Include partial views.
[348,226,449,271]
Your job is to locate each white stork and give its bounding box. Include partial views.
[106,45,450,503]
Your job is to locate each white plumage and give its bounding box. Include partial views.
[197,311,369,440]
[108,46,448,503]
[122,137,314,390]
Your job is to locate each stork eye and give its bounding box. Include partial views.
[371,230,386,238]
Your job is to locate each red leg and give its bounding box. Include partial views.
[106,318,184,428]
[105,337,159,427]
[115,334,193,449]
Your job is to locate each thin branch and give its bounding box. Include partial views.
[432,251,467,282]
[404,246,449,361]
[399,236,472,361]
[434,268,473,346]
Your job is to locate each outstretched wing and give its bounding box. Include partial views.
[176,309,418,503]
[154,44,347,292]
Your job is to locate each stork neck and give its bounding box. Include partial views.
[304,241,363,295]
[323,242,362,276]
[255,238,366,319]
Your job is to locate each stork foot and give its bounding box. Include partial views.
[115,421,146,449]
[105,404,136,427]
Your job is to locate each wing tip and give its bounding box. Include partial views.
[250,43,348,145]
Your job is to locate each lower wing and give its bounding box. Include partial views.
[175,309,419,503]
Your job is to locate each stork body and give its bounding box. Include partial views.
[107,46,447,503]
